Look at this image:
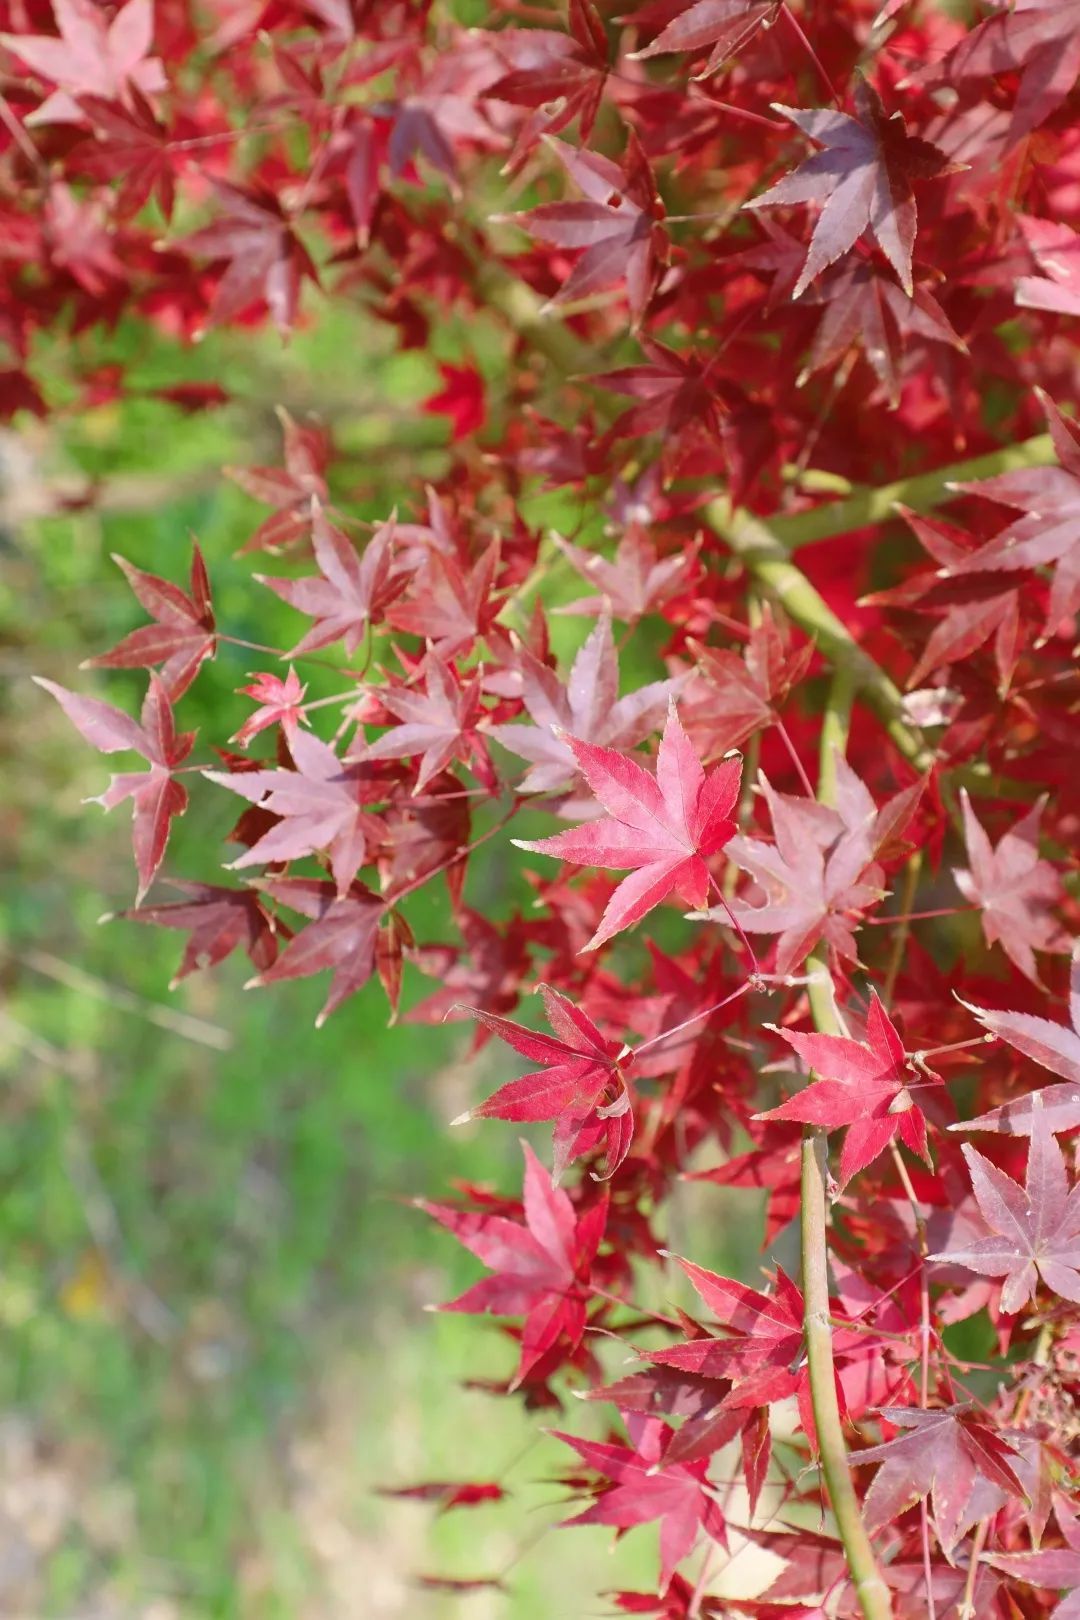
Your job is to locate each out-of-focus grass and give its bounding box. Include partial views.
[0,301,740,1617]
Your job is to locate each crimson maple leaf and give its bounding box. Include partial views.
[514,705,741,952]
[180,179,317,336]
[231,667,308,749]
[553,530,702,625]
[954,791,1067,986]
[421,1139,606,1384]
[378,1481,504,1514]
[2,0,166,127]
[255,507,401,657]
[405,907,532,1034]
[356,651,495,794]
[385,539,502,657]
[112,881,279,986]
[956,950,1080,1136]
[745,78,953,298]
[84,541,215,699]
[986,1544,1080,1620]
[626,0,780,78]
[911,0,1080,147]
[226,407,329,554]
[249,877,383,1026]
[718,769,916,976]
[205,729,386,898]
[593,341,727,445]
[853,1405,1028,1557]
[509,133,666,325]
[455,985,633,1182]
[1016,214,1080,319]
[950,392,1080,637]
[688,604,814,756]
[553,1414,726,1594]
[488,615,680,799]
[931,1099,1080,1313]
[756,992,937,1185]
[36,674,192,901]
[645,1259,818,1439]
[489,0,609,159]
[75,89,176,221]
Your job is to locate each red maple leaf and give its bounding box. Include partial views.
[553,1413,726,1594]
[745,78,953,298]
[226,407,329,554]
[553,530,702,625]
[986,1543,1080,1620]
[626,0,780,78]
[385,538,502,656]
[456,985,633,1181]
[113,881,279,986]
[515,704,741,952]
[85,541,215,700]
[688,603,814,755]
[489,0,610,158]
[853,1405,1028,1557]
[181,179,318,336]
[1016,214,1080,319]
[422,363,486,442]
[422,1139,605,1383]
[255,507,401,657]
[721,767,919,976]
[357,651,496,794]
[378,1481,505,1514]
[231,667,308,749]
[957,950,1080,1136]
[931,1098,1080,1314]
[950,392,1080,637]
[488,614,680,798]
[2,0,166,127]
[205,729,386,898]
[249,877,383,1026]
[76,89,177,221]
[756,992,937,1185]
[36,674,193,901]
[510,133,667,326]
[954,791,1067,986]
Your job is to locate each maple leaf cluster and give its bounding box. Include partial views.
[13,0,1080,1613]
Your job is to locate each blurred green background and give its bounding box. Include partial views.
[1,301,756,1618]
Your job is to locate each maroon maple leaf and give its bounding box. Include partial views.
[931,1098,1080,1313]
[250,877,383,1026]
[553,530,701,625]
[853,1405,1028,1557]
[421,1139,606,1383]
[231,667,308,749]
[514,704,741,952]
[1015,214,1080,319]
[226,407,329,554]
[2,0,166,127]
[756,992,937,1185]
[405,907,532,1034]
[593,341,727,444]
[956,950,1080,1136]
[256,507,400,657]
[950,392,1080,636]
[85,541,215,700]
[455,985,633,1181]
[553,1414,726,1594]
[954,791,1067,986]
[745,78,953,298]
[76,89,176,221]
[509,133,666,325]
[205,729,386,898]
[357,652,495,794]
[488,615,680,798]
[113,881,279,986]
[626,0,780,78]
[489,0,609,159]
[180,179,318,336]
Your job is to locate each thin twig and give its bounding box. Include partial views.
[21,949,233,1050]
